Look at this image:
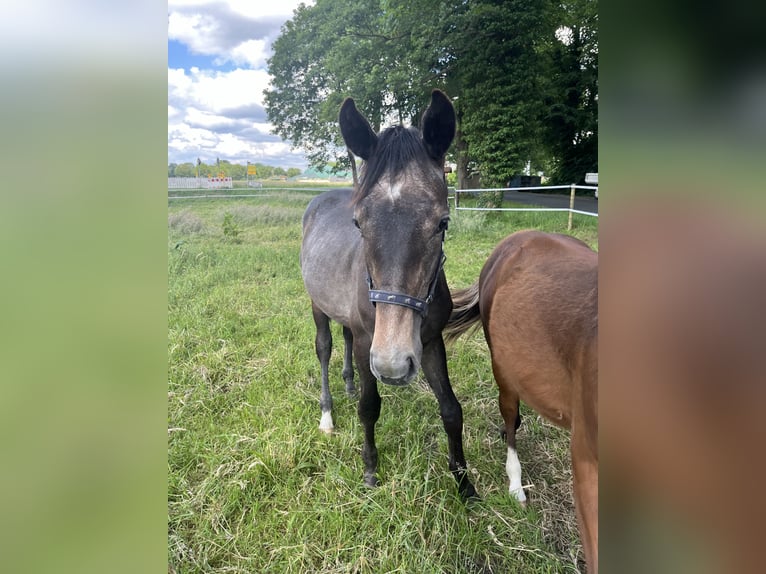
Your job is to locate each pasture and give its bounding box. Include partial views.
[168,190,598,573]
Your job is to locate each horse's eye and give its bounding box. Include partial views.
[352,218,360,229]
[438,217,450,232]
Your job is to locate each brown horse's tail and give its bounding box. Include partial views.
[444,281,482,345]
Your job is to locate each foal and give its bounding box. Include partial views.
[300,90,476,499]
[445,230,598,571]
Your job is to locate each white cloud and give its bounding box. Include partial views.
[168,0,314,169]
[225,39,270,69]
[170,67,271,115]
[168,67,307,168]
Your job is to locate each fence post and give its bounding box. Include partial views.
[568,183,576,231]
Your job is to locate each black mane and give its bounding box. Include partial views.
[353,125,433,203]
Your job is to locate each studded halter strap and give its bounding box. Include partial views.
[366,233,446,318]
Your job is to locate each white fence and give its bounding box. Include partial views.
[168,177,233,189]
[453,184,598,230]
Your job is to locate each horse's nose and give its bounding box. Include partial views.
[370,350,418,386]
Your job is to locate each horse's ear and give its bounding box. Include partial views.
[421,89,455,162]
[339,98,377,161]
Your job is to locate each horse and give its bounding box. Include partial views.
[300,89,477,500]
[444,230,598,571]
[599,201,766,574]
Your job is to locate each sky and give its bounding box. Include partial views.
[168,0,313,169]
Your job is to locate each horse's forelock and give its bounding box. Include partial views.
[352,125,433,204]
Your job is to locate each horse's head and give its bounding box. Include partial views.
[339,90,455,385]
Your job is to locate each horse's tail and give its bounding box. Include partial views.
[444,281,482,345]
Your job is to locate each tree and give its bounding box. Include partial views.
[449,0,555,187]
[286,167,302,178]
[265,0,438,173]
[265,0,597,188]
[542,0,598,184]
[174,162,195,177]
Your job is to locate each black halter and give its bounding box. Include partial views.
[366,234,446,318]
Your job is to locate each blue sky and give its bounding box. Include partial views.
[168,40,231,73]
[168,1,312,169]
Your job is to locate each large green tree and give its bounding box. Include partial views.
[449,0,554,187]
[266,0,395,172]
[265,0,597,187]
[543,0,598,184]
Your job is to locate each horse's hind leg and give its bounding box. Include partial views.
[311,303,334,433]
[497,375,526,505]
[341,325,356,397]
[572,365,598,572]
[571,424,598,572]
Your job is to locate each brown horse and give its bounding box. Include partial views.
[599,201,766,574]
[445,230,598,572]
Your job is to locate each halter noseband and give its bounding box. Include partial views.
[366,235,446,318]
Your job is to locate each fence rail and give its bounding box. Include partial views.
[167,187,335,200]
[453,184,598,230]
[167,184,598,230]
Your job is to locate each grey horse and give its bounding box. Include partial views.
[300,90,476,500]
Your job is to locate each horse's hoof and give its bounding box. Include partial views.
[461,485,480,503]
[319,412,334,434]
[510,487,528,508]
[364,474,379,488]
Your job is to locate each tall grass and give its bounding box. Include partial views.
[168,191,597,573]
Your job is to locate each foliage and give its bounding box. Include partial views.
[542,0,598,184]
[477,190,505,209]
[451,0,554,187]
[168,209,205,234]
[265,0,598,188]
[168,160,316,181]
[264,0,434,173]
[221,212,241,243]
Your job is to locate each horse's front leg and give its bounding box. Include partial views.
[421,335,478,500]
[311,304,334,433]
[354,336,380,487]
[341,325,356,397]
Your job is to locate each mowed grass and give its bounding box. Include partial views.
[168,190,598,573]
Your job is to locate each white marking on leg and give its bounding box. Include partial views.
[506,446,527,504]
[319,411,334,433]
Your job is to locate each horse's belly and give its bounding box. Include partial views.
[489,325,574,429]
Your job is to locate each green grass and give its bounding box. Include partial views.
[168,191,597,573]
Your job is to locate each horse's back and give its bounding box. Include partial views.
[481,230,597,427]
[301,188,364,326]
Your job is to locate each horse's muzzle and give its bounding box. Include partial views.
[378,375,413,387]
[370,352,418,386]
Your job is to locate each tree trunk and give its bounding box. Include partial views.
[456,128,469,192]
[454,102,469,194]
[348,150,358,186]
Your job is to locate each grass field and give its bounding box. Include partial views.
[168,188,598,573]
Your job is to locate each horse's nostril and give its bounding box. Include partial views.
[407,356,417,377]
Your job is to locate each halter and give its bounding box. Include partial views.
[366,233,446,318]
